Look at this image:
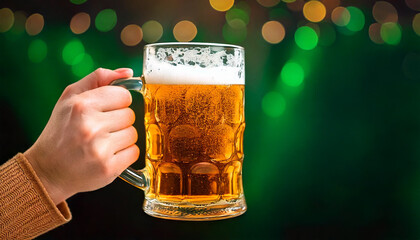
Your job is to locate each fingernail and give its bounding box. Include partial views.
[114,68,133,74]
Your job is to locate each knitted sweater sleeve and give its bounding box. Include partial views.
[0,153,71,239]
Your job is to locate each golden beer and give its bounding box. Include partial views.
[116,43,246,220]
[143,84,245,206]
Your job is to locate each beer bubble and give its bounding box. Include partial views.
[155,85,184,124]
[206,124,235,162]
[169,125,201,163]
[223,86,244,124]
[185,86,222,126]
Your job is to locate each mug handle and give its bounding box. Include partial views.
[110,77,149,190]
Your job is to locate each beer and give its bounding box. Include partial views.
[117,43,246,220]
[143,84,245,205]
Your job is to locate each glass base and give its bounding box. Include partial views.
[143,196,247,221]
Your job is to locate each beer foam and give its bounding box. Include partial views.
[144,44,245,85]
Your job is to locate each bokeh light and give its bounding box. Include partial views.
[380,22,401,45]
[262,21,285,44]
[5,11,26,40]
[0,8,14,33]
[402,53,420,80]
[120,24,143,46]
[257,0,280,8]
[142,20,163,43]
[405,0,420,11]
[305,22,320,36]
[72,53,94,78]
[209,0,234,12]
[372,1,398,24]
[295,26,318,50]
[223,22,247,43]
[331,7,350,27]
[346,7,365,32]
[368,23,384,44]
[95,9,117,32]
[28,39,47,63]
[70,12,90,34]
[280,61,304,87]
[62,39,85,65]
[235,1,251,14]
[226,8,249,26]
[173,20,197,42]
[318,22,336,46]
[70,0,87,4]
[287,0,305,12]
[413,13,420,37]
[25,13,44,36]
[303,1,326,23]
[262,91,286,118]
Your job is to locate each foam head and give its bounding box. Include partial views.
[144,43,245,85]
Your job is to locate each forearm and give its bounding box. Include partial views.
[0,153,71,240]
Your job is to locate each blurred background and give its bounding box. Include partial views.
[1,0,420,239]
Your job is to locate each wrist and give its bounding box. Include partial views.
[24,146,69,205]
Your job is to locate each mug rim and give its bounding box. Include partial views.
[144,42,244,50]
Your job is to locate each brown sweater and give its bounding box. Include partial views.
[0,153,71,239]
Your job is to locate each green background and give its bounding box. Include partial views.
[1,0,420,239]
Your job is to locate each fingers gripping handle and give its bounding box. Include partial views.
[111,77,149,190]
[111,77,144,91]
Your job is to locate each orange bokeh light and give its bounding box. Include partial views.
[413,13,420,37]
[173,20,197,42]
[303,1,327,23]
[368,23,384,44]
[209,0,234,12]
[120,24,143,46]
[70,12,90,34]
[372,1,398,24]
[331,7,350,27]
[262,21,285,44]
[25,13,44,36]
[0,8,14,33]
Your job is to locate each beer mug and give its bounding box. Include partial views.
[112,43,246,220]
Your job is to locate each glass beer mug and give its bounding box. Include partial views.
[112,43,246,220]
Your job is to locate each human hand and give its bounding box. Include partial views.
[24,68,139,205]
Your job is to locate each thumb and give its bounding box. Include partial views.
[70,68,133,94]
